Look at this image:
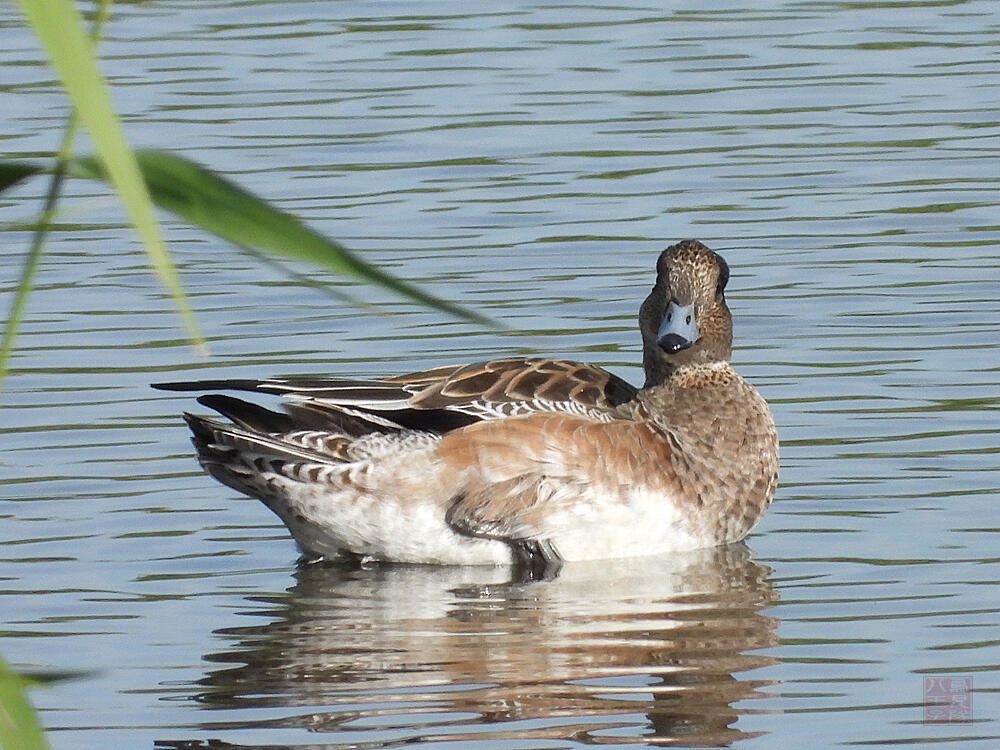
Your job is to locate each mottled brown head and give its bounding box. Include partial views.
[639,240,733,386]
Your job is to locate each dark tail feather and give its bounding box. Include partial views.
[183,411,241,471]
[181,411,262,500]
[182,411,344,465]
[194,392,410,437]
[196,394,293,433]
[154,379,267,393]
[153,378,411,402]
[153,379,479,435]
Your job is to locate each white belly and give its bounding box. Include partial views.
[544,487,705,562]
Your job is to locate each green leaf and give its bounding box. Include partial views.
[74,150,493,325]
[0,655,48,750]
[0,162,44,195]
[14,0,205,352]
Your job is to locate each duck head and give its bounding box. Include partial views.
[639,240,733,387]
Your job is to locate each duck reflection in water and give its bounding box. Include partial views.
[178,545,778,748]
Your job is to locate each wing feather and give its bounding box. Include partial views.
[154,357,638,434]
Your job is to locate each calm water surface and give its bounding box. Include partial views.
[2,1,999,748]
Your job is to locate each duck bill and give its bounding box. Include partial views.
[657,301,698,353]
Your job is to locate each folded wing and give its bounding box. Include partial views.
[154,357,638,435]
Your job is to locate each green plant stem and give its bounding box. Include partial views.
[0,0,114,390]
[0,654,48,750]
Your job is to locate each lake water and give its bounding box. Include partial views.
[2,1,999,748]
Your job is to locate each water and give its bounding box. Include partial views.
[2,1,999,747]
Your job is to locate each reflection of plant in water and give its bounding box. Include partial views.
[181,545,778,747]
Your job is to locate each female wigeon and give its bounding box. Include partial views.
[155,240,778,572]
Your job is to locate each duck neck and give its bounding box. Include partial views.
[642,353,729,389]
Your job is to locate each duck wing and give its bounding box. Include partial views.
[154,357,637,434]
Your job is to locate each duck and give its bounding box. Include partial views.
[154,239,778,573]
